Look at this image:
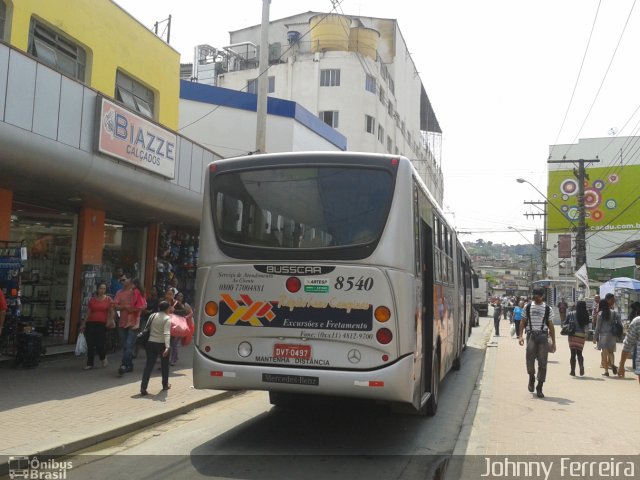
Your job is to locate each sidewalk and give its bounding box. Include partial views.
[0,343,231,467]
[455,317,640,456]
[2,318,638,472]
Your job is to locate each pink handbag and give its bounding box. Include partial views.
[181,320,195,346]
[169,314,190,337]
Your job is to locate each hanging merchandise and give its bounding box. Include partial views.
[0,240,24,357]
[156,227,199,305]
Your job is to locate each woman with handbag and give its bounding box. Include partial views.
[79,282,113,370]
[140,300,173,395]
[163,289,193,366]
[565,300,589,376]
[618,307,640,383]
[594,298,621,376]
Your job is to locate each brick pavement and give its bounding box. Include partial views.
[2,316,638,475]
[456,317,640,456]
[0,343,230,465]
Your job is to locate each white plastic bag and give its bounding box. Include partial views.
[509,323,516,338]
[75,332,87,356]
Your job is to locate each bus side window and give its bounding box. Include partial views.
[217,193,243,235]
[247,205,256,236]
[262,210,272,234]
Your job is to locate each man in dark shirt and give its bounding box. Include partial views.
[492,299,502,336]
[557,297,568,323]
[109,267,124,296]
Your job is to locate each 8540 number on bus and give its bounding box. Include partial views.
[334,276,374,291]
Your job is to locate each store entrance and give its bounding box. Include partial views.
[102,223,146,295]
[9,208,75,347]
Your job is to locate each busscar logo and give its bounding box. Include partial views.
[253,265,335,276]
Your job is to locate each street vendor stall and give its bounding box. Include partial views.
[599,277,640,329]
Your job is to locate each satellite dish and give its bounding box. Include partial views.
[608,127,618,136]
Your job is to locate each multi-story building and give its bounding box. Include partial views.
[0,0,215,349]
[547,137,640,282]
[0,1,350,351]
[184,11,445,204]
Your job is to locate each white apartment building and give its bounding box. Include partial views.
[185,11,444,204]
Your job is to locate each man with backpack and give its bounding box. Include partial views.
[518,287,556,398]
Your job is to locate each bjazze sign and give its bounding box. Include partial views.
[96,97,176,178]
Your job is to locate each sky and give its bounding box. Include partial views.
[116,0,640,246]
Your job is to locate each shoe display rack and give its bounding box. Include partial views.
[0,240,25,356]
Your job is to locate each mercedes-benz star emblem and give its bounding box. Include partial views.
[347,349,361,363]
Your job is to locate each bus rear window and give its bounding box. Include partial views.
[211,167,394,249]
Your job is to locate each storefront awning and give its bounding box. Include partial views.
[598,240,640,260]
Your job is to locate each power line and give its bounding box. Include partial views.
[585,192,640,240]
[562,0,637,159]
[552,0,601,147]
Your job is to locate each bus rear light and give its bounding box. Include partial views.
[209,164,217,173]
[204,345,211,352]
[391,158,399,166]
[382,354,389,362]
[374,306,391,322]
[285,276,301,293]
[354,380,385,387]
[202,321,217,336]
[376,328,393,344]
[205,301,219,316]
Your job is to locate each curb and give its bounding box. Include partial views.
[453,319,494,454]
[445,318,494,480]
[0,390,240,474]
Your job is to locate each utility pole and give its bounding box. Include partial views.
[255,0,271,153]
[548,157,600,271]
[523,200,548,278]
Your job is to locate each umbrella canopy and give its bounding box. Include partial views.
[599,277,640,297]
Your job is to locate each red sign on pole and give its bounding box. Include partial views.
[558,234,572,258]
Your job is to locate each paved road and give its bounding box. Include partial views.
[2,315,639,479]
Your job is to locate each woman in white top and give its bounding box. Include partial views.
[140,300,172,395]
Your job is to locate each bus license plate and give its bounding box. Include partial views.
[273,344,311,360]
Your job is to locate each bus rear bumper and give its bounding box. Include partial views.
[193,348,416,405]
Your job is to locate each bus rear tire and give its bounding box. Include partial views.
[426,354,440,416]
[269,391,298,408]
[452,331,463,371]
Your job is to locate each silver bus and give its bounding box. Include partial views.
[193,152,474,415]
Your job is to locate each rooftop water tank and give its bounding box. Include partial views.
[287,31,300,45]
[309,14,350,53]
[348,27,380,60]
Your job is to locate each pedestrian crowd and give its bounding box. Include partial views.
[490,288,640,399]
[77,268,194,396]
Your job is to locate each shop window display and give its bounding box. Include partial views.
[11,216,73,347]
[0,241,25,356]
[156,228,198,305]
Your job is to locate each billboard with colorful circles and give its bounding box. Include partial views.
[547,166,640,232]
